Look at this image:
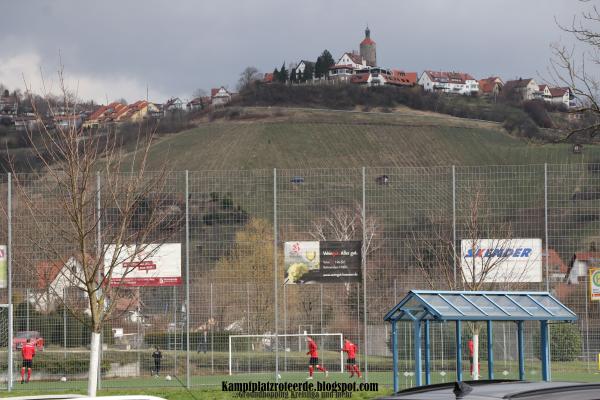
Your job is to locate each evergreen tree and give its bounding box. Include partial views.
[278,62,289,83]
[273,67,280,83]
[316,50,335,78]
[320,50,335,70]
[314,56,323,79]
[303,63,314,82]
[290,67,297,83]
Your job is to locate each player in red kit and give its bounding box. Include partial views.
[342,338,361,378]
[306,336,328,379]
[21,339,36,384]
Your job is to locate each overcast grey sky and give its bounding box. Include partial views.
[0,0,589,103]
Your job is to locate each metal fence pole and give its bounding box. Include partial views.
[63,287,67,360]
[452,165,457,286]
[283,283,287,371]
[320,284,323,333]
[210,282,214,374]
[361,167,368,381]
[96,172,102,390]
[544,164,549,292]
[273,168,279,381]
[7,173,13,391]
[185,170,190,388]
[26,288,29,331]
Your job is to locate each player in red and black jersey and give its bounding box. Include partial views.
[342,338,361,378]
[306,336,327,379]
[21,339,36,384]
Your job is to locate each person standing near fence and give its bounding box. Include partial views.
[306,336,328,380]
[20,338,35,384]
[468,339,479,377]
[152,346,162,377]
[342,338,361,378]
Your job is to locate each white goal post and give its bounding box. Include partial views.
[0,304,13,391]
[229,333,344,375]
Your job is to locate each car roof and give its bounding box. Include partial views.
[382,381,600,400]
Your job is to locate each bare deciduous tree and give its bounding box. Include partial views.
[237,66,262,92]
[6,67,180,396]
[411,190,535,380]
[550,1,600,139]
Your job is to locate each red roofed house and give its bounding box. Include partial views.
[350,68,417,87]
[186,96,211,111]
[31,256,87,313]
[211,87,232,106]
[263,72,274,84]
[478,77,504,98]
[116,100,161,122]
[548,87,574,108]
[419,70,479,95]
[502,78,539,101]
[83,101,128,128]
[566,252,600,284]
[538,84,551,99]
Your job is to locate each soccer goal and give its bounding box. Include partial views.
[0,304,12,390]
[228,333,343,375]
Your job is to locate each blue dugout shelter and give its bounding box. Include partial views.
[383,290,577,393]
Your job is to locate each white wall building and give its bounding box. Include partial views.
[418,71,479,95]
[211,87,232,106]
[295,60,314,78]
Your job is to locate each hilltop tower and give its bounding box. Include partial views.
[360,26,376,67]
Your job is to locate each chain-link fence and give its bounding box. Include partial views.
[1,164,599,391]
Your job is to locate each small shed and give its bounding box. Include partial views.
[384,290,577,392]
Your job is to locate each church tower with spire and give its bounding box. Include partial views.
[360,26,376,67]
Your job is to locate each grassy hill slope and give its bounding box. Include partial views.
[138,107,598,171]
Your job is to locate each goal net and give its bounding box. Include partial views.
[0,304,10,390]
[228,333,344,375]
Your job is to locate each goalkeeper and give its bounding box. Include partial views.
[342,338,361,378]
[306,336,328,379]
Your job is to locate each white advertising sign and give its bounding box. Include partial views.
[105,243,182,287]
[461,238,542,283]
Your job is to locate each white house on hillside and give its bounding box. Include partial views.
[336,52,368,69]
[31,256,87,313]
[211,87,232,106]
[295,60,314,79]
[419,71,479,95]
[503,78,539,101]
[548,87,574,108]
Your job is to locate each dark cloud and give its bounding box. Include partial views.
[0,0,587,102]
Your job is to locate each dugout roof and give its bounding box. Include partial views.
[383,290,577,322]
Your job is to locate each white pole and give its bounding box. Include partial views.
[361,167,368,381]
[273,168,279,381]
[544,163,549,292]
[339,334,343,373]
[96,172,103,390]
[210,283,214,373]
[7,173,13,391]
[185,170,191,388]
[452,165,457,286]
[229,335,233,376]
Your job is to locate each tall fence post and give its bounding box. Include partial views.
[96,172,102,390]
[7,173,13,391]
[361,167,368,381]
[185,170,190,388]
[273,168,279,381]
[452,165,457,286]
[544,163,549,292]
